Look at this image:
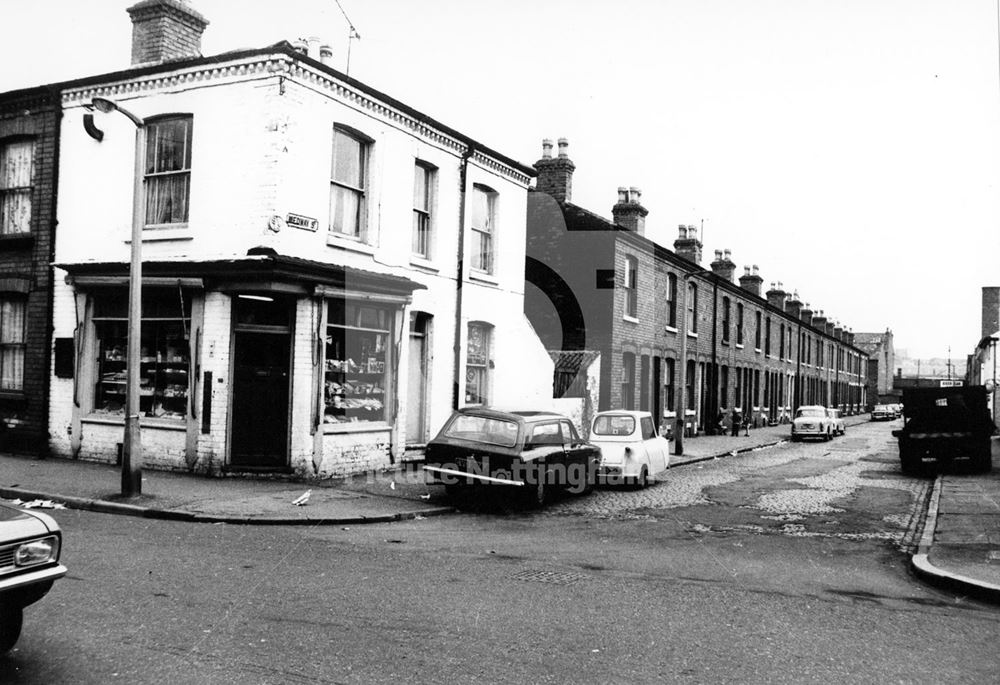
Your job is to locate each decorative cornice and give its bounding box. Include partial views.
[61,51,532,186]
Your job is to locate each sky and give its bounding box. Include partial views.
[2,0,999,360]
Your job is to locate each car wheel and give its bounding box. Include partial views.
[444,483,469,506]
[634,466,649,490]
[0,605,23,654]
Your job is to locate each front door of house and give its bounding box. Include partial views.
[406,313,430,445]
[230,295,293,468]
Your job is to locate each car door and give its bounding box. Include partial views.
[640,415,667,473]
[560,419,594,483]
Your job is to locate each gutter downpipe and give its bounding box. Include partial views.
[674,274,689,455]
[453,146,474,410]
[710,277,719,433]
[794,323,802,413]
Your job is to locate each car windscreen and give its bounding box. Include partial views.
[592,414,636,436]
[795,408,825,418]
[442,414,519,447]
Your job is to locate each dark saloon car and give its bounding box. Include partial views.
[1,500,67,653]
[424,408,600,507]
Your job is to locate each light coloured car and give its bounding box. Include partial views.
[827,408,846,435]
[1,500,67,653]
[791,405,834,441]
[872,404,894,421]
[590,410,670,488]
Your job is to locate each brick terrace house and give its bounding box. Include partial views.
[0,85,61,452]
[45,0,552,477]
[854,329,896,409]
[525,140,868,434]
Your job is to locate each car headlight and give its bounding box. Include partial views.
[15,536,59,567]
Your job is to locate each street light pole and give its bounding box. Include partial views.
[88,97,145,496]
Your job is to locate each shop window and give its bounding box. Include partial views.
[470,185,497,274]
[325,301,392,424]
[0,139,33,235]
[412,161,435,258]
[330,126,370,239]
[0,296,25,390]
[465,322,493,405]
[93,289,192,419]
[144,116,192,226]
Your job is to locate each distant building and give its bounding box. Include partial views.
[968,286,999,420]
[854,329,895,408]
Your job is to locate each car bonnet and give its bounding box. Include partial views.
[0,502,57,539]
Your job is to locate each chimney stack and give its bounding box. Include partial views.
[833,322,844,342]
[710,248,737,282]
[738,264,763,297]
[811,309,828,332]
[673,224,703,264]
[127,0,209,66]
[847,329,855,347]
[800,302,813,326]
[983,286,1000,338]
[785,290,802,319]
[612,187,649,235]
[533,137,575,203]
[766,281,787,310]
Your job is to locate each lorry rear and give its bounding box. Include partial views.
[892,386,995,475]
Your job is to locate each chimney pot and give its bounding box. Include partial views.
[714,250,723,261]
[307,36,321,60]
[619,187,630,203]
[557,138,569,158]
[752,264,759,276]
[541,139,553,159]
[628,186,641,203]
[320,44,333,65]
[744,265,751,275]
[723,248,732,260]
[292,38,308,55]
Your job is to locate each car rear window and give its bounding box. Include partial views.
[593,414,636,436]
[795,408,825,418]
[442,414,519,447]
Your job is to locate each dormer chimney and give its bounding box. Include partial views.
[612,186,648,235]
[673,224,703,264]
[127,0,209,66]
[533,137,575,203]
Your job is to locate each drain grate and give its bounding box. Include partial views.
[511,569,587,585]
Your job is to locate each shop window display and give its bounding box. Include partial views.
[324,301,391,424]
[92,290,191,420]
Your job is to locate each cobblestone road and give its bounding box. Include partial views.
[545,427,930,548]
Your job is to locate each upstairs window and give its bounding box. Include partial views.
[144,116,192,226]
[470,185,497,274]
[754,311,762,349]
[330,127,369,239]
[0,139,34,234]
[721,297,731,343]
[623,255,638,318]
[736,303,744,345]
[666,273,677,327]
[765,317,772,356]
[412,162,435,258]
[779,323,785,358]
[687,282,698,334]
[0,296,25,391]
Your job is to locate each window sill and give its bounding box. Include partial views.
[687,332,698,339]
[327,233,376,255]
[0,391,27,404]
[409,256,439,273]
[126,227,193,243]
[323,421,392,434]
[623,314,639,324]
[0,233,33,249]
[721,340,730,346]
[82,414,187,430]
[736,344,744,350]
[468,271,499,286]
[664,325,678,334]
[754,348,762,354]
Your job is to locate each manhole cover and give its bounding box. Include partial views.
[511,569,587,585]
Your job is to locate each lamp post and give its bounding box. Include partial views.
[88,97,145,496]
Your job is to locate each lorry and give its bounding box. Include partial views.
[892,385,996,475]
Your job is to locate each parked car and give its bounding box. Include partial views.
[827,408,846,436]
[423,408,600,507]
[790,405,834,441]
[872,405,894,421]
[589,410,670,488]
[1,500,67,653]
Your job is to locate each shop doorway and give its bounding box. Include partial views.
[406,312,431,445]
[230,295,293,468]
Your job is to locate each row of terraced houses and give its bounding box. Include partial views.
[0,0,869,479]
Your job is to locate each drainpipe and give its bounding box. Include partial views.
[710,277,719,433]
[452,146,475,410]
[794,324,802,412]
[674,274,689,455]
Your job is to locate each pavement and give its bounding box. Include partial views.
[2,413,999,602]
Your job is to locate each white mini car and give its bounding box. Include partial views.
[590,410,670,487]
